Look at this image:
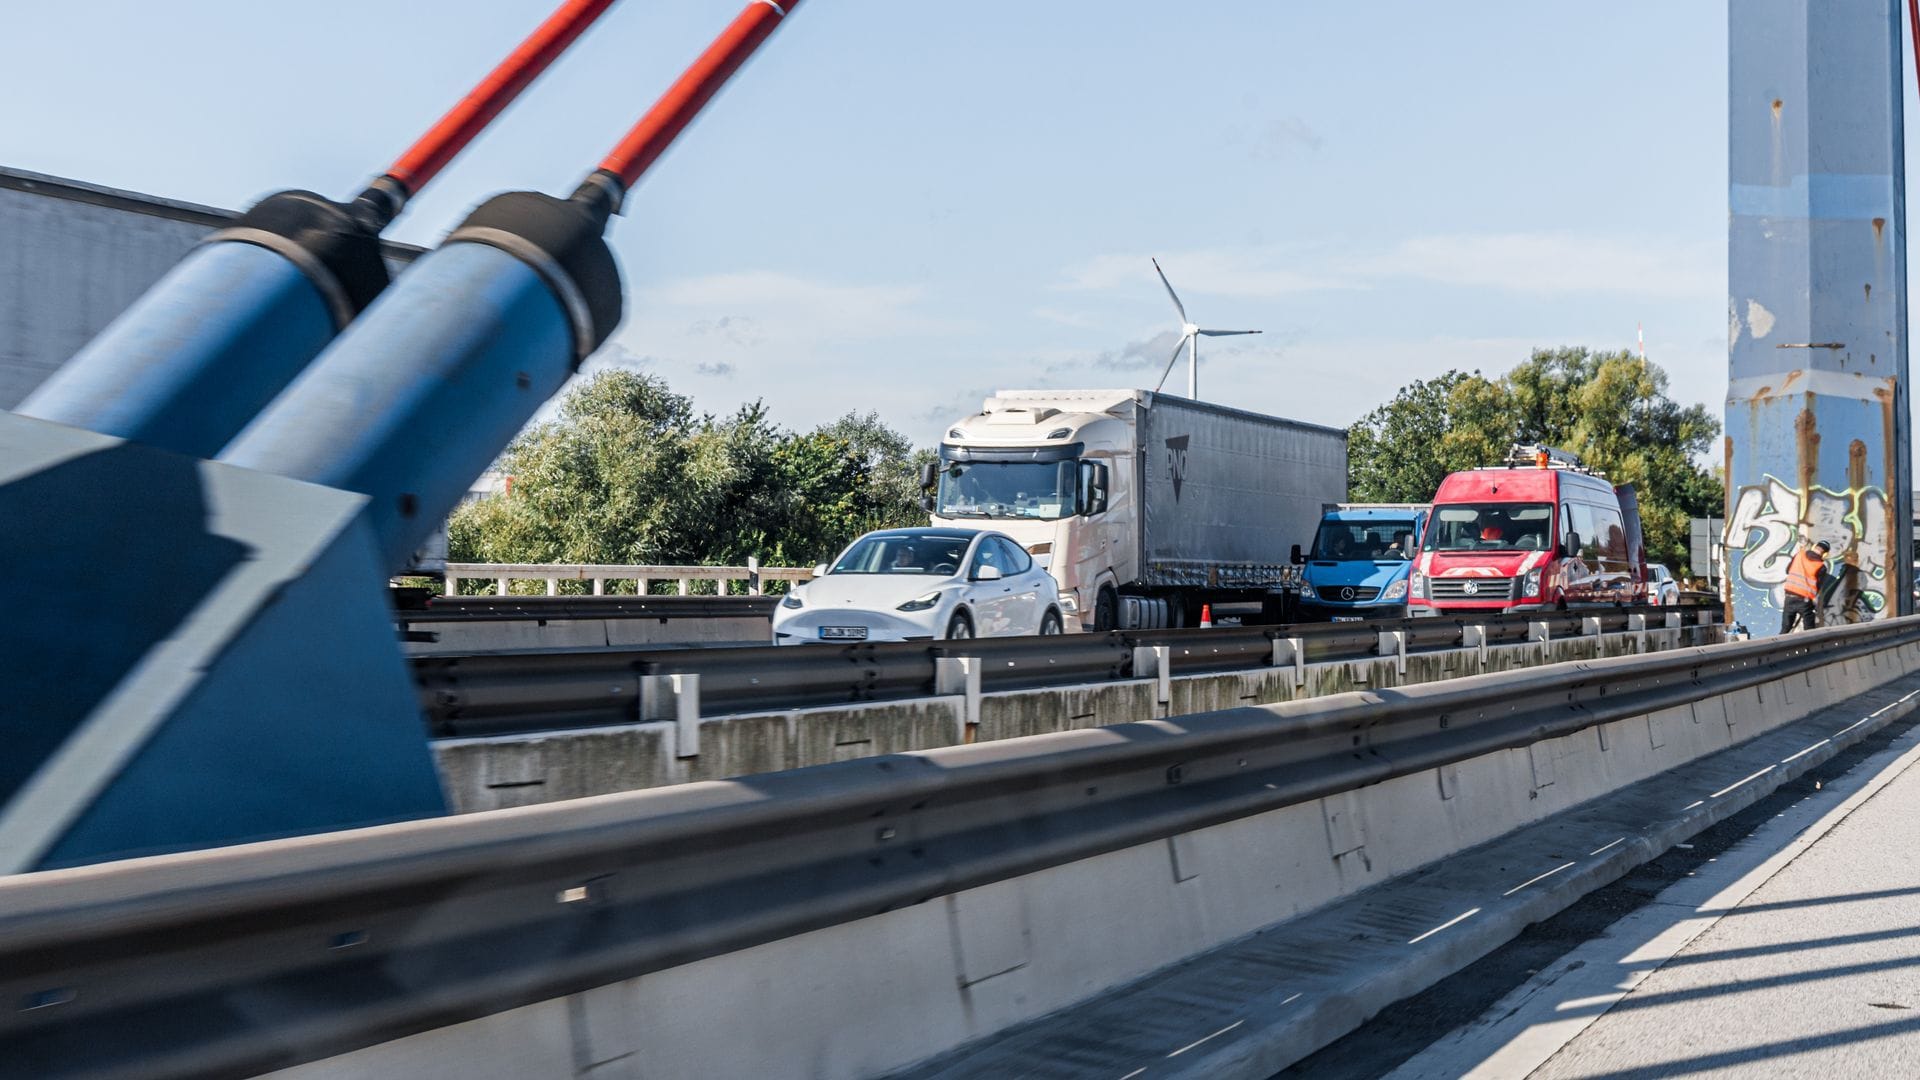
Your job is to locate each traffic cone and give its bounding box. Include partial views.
[1199,603,1213,628]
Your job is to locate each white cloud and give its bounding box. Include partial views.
[644,271,944,340]
[1360,232,1722,300]
[1062,248,1358,297]
[1061,232,1721,303]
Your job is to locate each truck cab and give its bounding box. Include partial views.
[1410,445,1648,615]
[1291,505,1427,621]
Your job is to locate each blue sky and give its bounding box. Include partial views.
[0,1,1850,448]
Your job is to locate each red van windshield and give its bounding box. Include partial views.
[1423,503,1553,553]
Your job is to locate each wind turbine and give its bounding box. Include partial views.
[1151,258,1261,399]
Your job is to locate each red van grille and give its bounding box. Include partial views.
[1429,576,1517,600]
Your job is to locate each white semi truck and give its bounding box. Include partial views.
[924,389,1347,630]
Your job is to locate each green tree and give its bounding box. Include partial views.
[448,370,932,588]
[1347,348,1720,569]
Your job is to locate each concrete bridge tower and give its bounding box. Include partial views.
[1726,0,1912,631]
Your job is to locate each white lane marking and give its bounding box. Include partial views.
[1780,738,1831,765]
[1410,907,1482,945]
[1167,1019,1245,1058]
[1504,861,1577,897]
[1118,1069,1146,1080]
[1709,765,1776,800]
[1589,837,1627,856]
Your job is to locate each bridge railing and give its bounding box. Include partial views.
[442,558,815,597]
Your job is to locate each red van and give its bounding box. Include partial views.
[1410,445,1648,615]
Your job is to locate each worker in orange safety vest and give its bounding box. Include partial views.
[1780,537,1831,634]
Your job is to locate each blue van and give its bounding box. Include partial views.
[1290,505,1429,621]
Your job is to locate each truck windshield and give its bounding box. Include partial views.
[1424,503,1554,552]
[1311,521,1416,561]
[936,461,1076,520]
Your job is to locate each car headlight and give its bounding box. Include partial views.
[1383,579,1408,601]
[1410,572,1427,600]
[1299,583,1317,600]
[780,591,804,609]
[1522,569,1542,598]
[897,590,943,612]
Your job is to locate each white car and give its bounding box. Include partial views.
[773,528,1063,644]
[1649,563,1681,605]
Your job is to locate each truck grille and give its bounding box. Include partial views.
[1429,576,1517,600]
[1322,585,1380,602]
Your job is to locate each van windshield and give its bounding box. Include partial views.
[1424,503,1553,553]
[1311,521,1417,561]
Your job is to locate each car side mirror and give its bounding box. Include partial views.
[920,493,935,512]
[1290,543,1304,565]
[919,461,938,490]
[974,564,1004,582]
[1400,534,1416,559]
[812,563,830,579]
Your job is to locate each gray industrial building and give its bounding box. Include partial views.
[0,166,419,409]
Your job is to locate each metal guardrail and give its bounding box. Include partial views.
[1,615,1906,1080]
[443,560,813,596]
[398,594,779,623]
[415,604,1721,737]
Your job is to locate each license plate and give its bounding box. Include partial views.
[819,626,868,640]
[1332,615,1365,622]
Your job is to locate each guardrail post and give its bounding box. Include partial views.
[748,556,762,596]
[546,577,558,597]
[495,575,508,596]
[444,574,461,596]
[1528,620,1551,643]
[1582,616,1603,637]
[1133,645,1172,706]
[1271,636,1305,687]
[640,674,702,757]
[1461,624,1488,666]
[935,657,982,742]
[1628,613,1648,632]
[1665,611,1682,630]
[638,576,652,595]
[1695,609,1714,627]
[678,578,692,596]
[1376,630,1407,676]
[592,578,605,596]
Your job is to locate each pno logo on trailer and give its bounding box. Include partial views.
[1165,435,1189,500]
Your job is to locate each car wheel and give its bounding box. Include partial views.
[945,610,973,640]
[1040,609,1063,635]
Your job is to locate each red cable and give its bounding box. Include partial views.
[386,0,619,195]
[1908,0,1920,101]
[596,0,801,189]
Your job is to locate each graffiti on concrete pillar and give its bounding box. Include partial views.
[1725,475,1889,620]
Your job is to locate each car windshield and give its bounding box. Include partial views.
[1424,503,1554,552]
[830,534,971,575]
[1311,520,1416,561]
[936,460,1076,520]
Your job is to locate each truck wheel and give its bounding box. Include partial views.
[1040,610,1063,635]
[945,610,973,640]
[1094,588,1118,632]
